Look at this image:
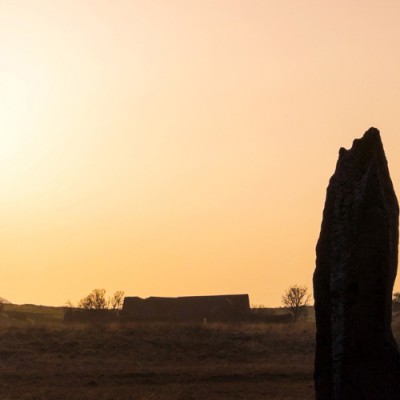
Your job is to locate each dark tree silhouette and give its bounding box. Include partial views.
[78,289,125,310]
[78,289,108,310]
[281,285,310,322]
[110,290,125,310]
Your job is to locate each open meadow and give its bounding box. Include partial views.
[0,305,399,400]
[0,303,316,400]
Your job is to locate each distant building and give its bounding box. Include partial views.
[121,294,251,322]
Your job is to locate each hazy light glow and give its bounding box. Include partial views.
[2,1,400,307]
[0,70,29,160]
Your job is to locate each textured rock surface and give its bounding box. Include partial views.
[314,128,400,400]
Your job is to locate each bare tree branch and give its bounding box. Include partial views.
[281,285,310,322]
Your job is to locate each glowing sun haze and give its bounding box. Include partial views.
[2,1,400,306]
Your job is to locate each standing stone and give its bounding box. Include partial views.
[314,128,400,400]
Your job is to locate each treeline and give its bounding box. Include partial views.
[67,289,125,310]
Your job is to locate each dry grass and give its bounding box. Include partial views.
[0,321,316,399]
[2,309,400,399]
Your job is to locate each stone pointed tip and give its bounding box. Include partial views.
[338,147,347,158]
[350,127,383,155]
[363,127,381,140]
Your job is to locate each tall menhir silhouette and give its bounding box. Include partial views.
[314,128,400,400]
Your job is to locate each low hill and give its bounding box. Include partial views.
[0,297,11,304]
[0,303,65,325]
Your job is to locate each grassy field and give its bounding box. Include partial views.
[0,317,314,399]
[0,304,65,326]
[0,306,398,399]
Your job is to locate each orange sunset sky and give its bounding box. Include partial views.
[2,1,400,307]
